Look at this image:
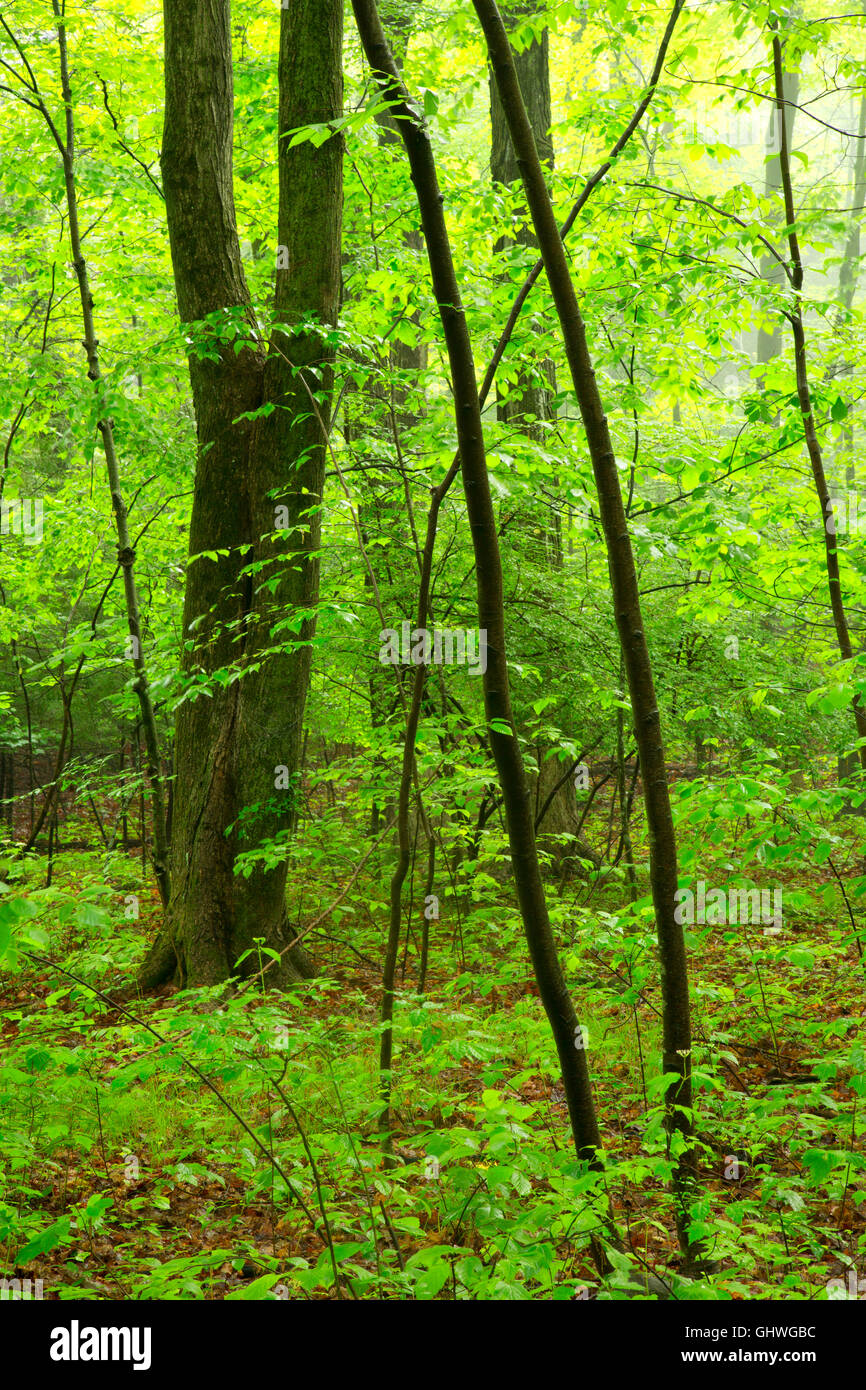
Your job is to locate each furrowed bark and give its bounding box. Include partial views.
[139,0,342,989]
[232,0,343,983]
[140,0,264,988]
[473,0,700,1263]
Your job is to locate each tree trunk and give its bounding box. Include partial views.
[350,0,605,1184]
[138,0,342,991]
[770,23,866,773]
[757,12,799,367]
[475,0,700,1264]
[529,748,601,878]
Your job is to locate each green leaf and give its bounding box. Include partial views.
[16,1216,72,1263]
[225,1273,283,1300]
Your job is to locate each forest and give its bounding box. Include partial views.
[0,0,864,1324]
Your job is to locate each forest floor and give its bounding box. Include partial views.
[1,815,864,1300]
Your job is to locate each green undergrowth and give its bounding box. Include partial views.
[1,776,865,1301]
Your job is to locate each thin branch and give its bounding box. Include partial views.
[96,73,165,199]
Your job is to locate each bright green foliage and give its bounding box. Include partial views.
[1,0,865,1300]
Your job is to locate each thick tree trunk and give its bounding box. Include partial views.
[529,748,601,878]
[139,0,342,990]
